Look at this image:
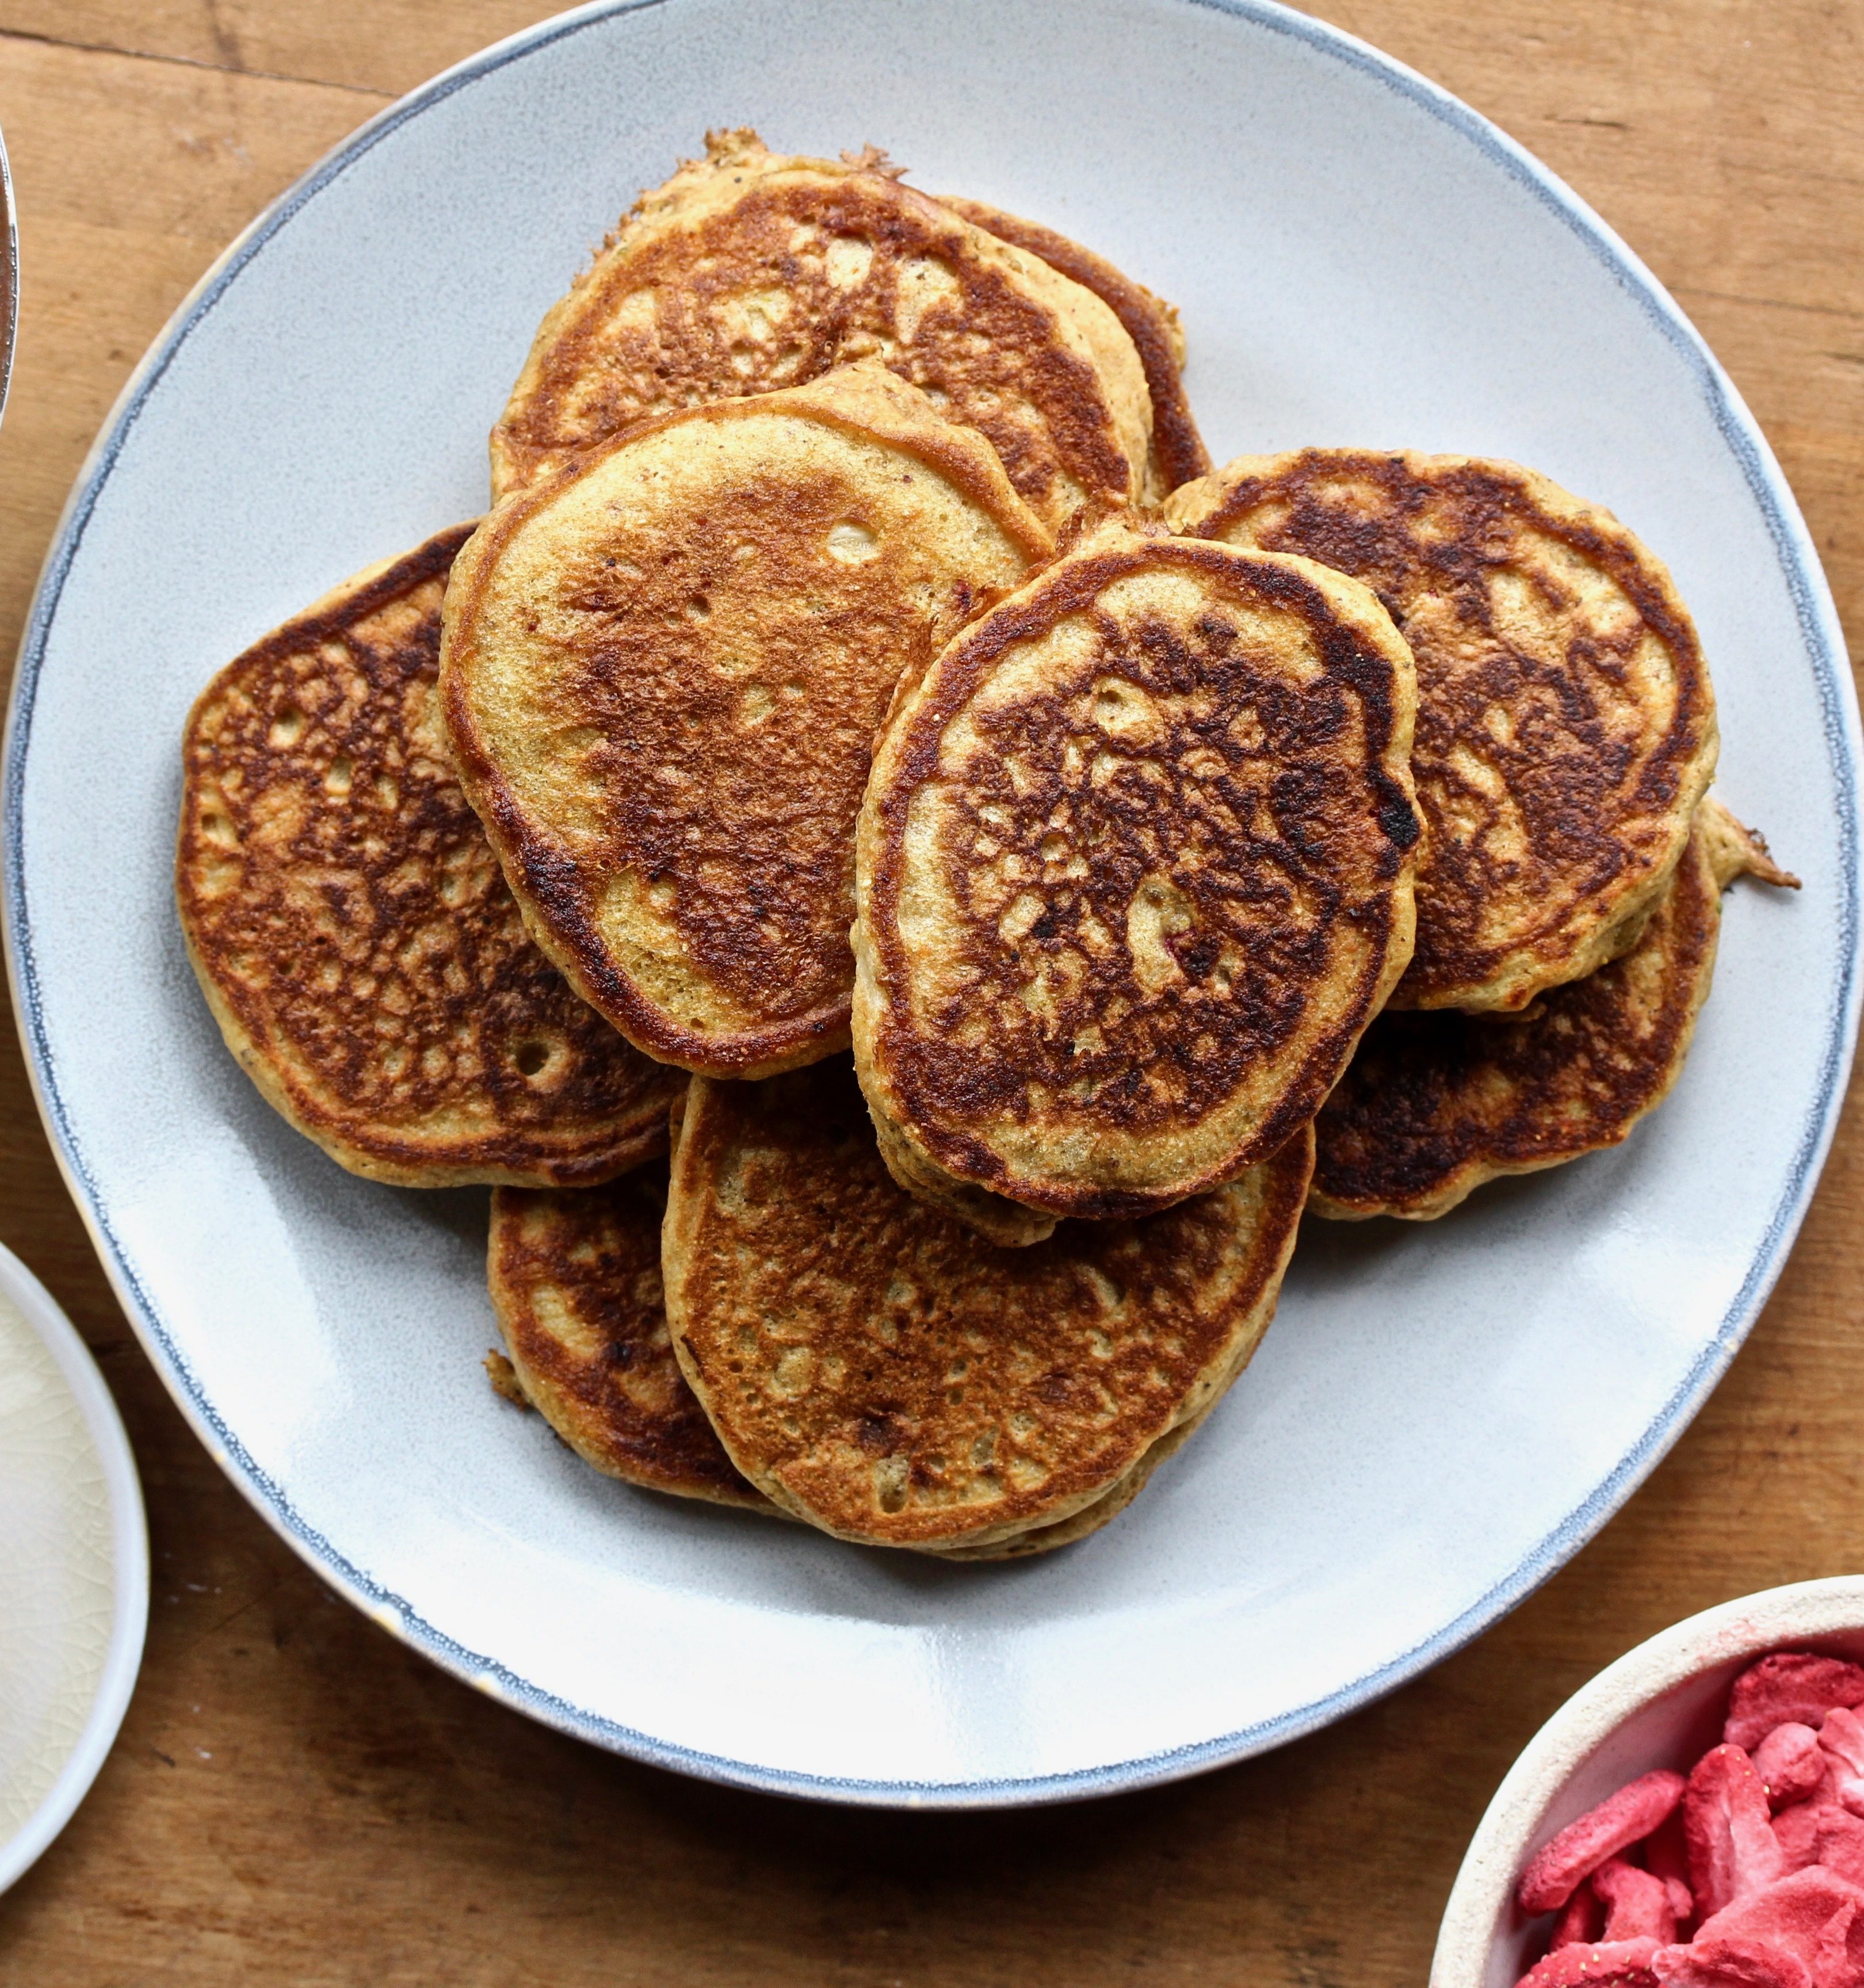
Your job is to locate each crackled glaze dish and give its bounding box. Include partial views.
[2,0,1856,1804]
[0,1244,146,1891]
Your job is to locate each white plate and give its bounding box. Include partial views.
[0,1244,146,1890]
[3,0,1857,1807]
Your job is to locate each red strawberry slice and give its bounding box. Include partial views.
[1727,1659,1864,1754]
[1516,1937,1661,1987]
[1695,1868,1864,1988]
[1595,1858,1683,1945]
[1687,1747,1789,1920]
[1553,1883,1607,1951]
[1651,1937,1812,1988]
[1758,1728,1829,1813]
[1522,1776,1690,1913]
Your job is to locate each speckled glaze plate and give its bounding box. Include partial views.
[4,0,1857,1807]
[0,1243,147,1890]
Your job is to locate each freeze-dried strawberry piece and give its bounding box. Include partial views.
[1823,1713,1864,1773]
[1820,1712,1864,1818]
[1773,1805,1864,1888]
[1522,1775,1691,1912]
[1726,1658,1864,1753]
[1651,1936,1813,1988]
[1651,1810,1698,1932]
[1554,1883,1607,1950]
[1696,1868,1864,1987]
[1818,1913,1864,1988]
[1776,1804,1827,1870]
[1517,1937,1661,1988]
[1688,1746,1789,1919]
[1596,1858,1683,1944]
[1758,1727,1831,1812]
[1817,1814,1864,1891]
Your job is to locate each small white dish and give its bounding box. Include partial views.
[1431,1576,1864,1988]
[0,1241,147,1893]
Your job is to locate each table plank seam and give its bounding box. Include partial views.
[0,25,394,99]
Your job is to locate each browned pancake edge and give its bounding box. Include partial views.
[1309,800,1788,1219]
[442,366,1053,1084]
[177,525,685,1188]
[489,130,1148,529]
[854,521,1420,1224]
[488,1165,1194,1559]
[925,1404,1208,1561]
[488,1172,768,1508]
[1167,450,1720,1015]
[939,196,1210,500]
[663,1057,1313,1551]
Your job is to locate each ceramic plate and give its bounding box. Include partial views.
[0,1244,147,1889]
[4,0,1856,1807]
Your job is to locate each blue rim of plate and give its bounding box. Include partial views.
[3,0,1858,1809]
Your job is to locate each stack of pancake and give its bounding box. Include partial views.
[176,131,1796,1558]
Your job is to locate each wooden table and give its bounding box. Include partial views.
[0,4,1858,1981]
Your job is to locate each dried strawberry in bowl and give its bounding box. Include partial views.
[1433,1578,1864,1988]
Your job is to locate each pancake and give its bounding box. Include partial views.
[926,1407,1208,1561]
[663,1057,1313,1551]
[930,1393,1221,1555]
[490,130,1152,530]
[486,1167,1186,1558]
[1166,450,1720,1013]
[177,525,683,1188]
[852,516,1420,1233]
[488,1169,765,1507]
[1309,800,1797,1220]
[938,196,1209,502]
[443,362,1052,1083]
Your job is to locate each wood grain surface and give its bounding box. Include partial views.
[0,4,1859,1982]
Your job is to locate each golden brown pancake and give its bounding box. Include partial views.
[443,364,1052,1083]
[662,1057,1314,1552]
[926,1409,1208,1560]
[853,517,1420,1232]
[1309,800,1796,1220]
[938,196,1209,502]
[486,1164,1183,1558]
[177,526,683,1188]
[488,1169,765,1507]
[491,130,1151,531]
[1166,450,1720,1013]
